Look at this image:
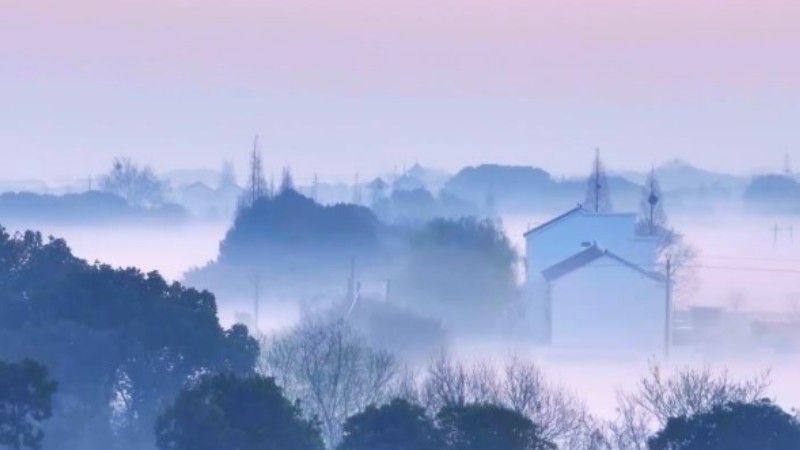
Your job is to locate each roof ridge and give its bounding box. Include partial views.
[523,204,585,237]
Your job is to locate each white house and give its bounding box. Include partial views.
[523,205,667,350]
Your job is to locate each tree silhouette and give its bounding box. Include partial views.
[0,226,259,449]
[393,218,518,333]
[636,168,667,237]
[437,403,555,450]
[99,157,167,207]
[648,400,800,450]
[337,399,441,450]
[0,359,57,450]
[240,136,268,209]
[156,374,324,450]
[280,167,295,194]
[633,170,699,296]
[584,149,613,212]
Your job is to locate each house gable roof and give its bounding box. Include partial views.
[542,246,665,283]
[523,205,585,237]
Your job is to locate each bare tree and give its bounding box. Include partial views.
[584,149,613,213]
[261,319,399,448]
[607,363,772,450]
[503,358,591,448]
[420,356,594,449]
[239,136,268,210]
[421,355,470,412]
[99,157,167,207]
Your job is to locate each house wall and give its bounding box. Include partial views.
[549,258,666,351]
[525,212,635,272]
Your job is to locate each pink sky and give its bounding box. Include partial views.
[2,0,800,180]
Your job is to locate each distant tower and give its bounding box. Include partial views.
[784,154,793,175]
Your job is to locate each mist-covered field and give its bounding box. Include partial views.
[7,208,798,421]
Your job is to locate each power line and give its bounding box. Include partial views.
[572,263,800,275]
[689,265,800,275]
[697,255,800,264]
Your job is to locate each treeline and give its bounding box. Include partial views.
[0,191,188,224]
[186,189,519,337]
[0,223,797,450]
[0,226,258,449]
[6,320,799,450]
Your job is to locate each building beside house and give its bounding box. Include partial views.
[524,205,667,351]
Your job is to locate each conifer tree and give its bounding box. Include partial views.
[584,149,613,212]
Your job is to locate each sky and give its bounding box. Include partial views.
[2,0,800,184]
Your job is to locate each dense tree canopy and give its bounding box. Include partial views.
[187,189,388,300]
[156,374,325,450]
[0,227,259,449]
[0,359,58,450]
[648,400,800,450]
[337,399,441,450]
[220,190,382,267]
[437,404,555,450]
[393,217,518,332]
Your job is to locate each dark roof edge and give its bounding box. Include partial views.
[542,247,665,283]
[523,205,584,237]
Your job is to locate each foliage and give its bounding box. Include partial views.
[337,399,441,450]
[0,227,259,449]
[393,217,518,332]
[155,374,325,450]
[437,403,555,450]
[0,359,58,450]
[261,320,399,448]
[99,157,168,207]
[648,400,800,450]
[220,190,382,269]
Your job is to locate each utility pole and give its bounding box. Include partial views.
[79,176,94,192]
[664,257,672,360]
[773,224,780,247]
